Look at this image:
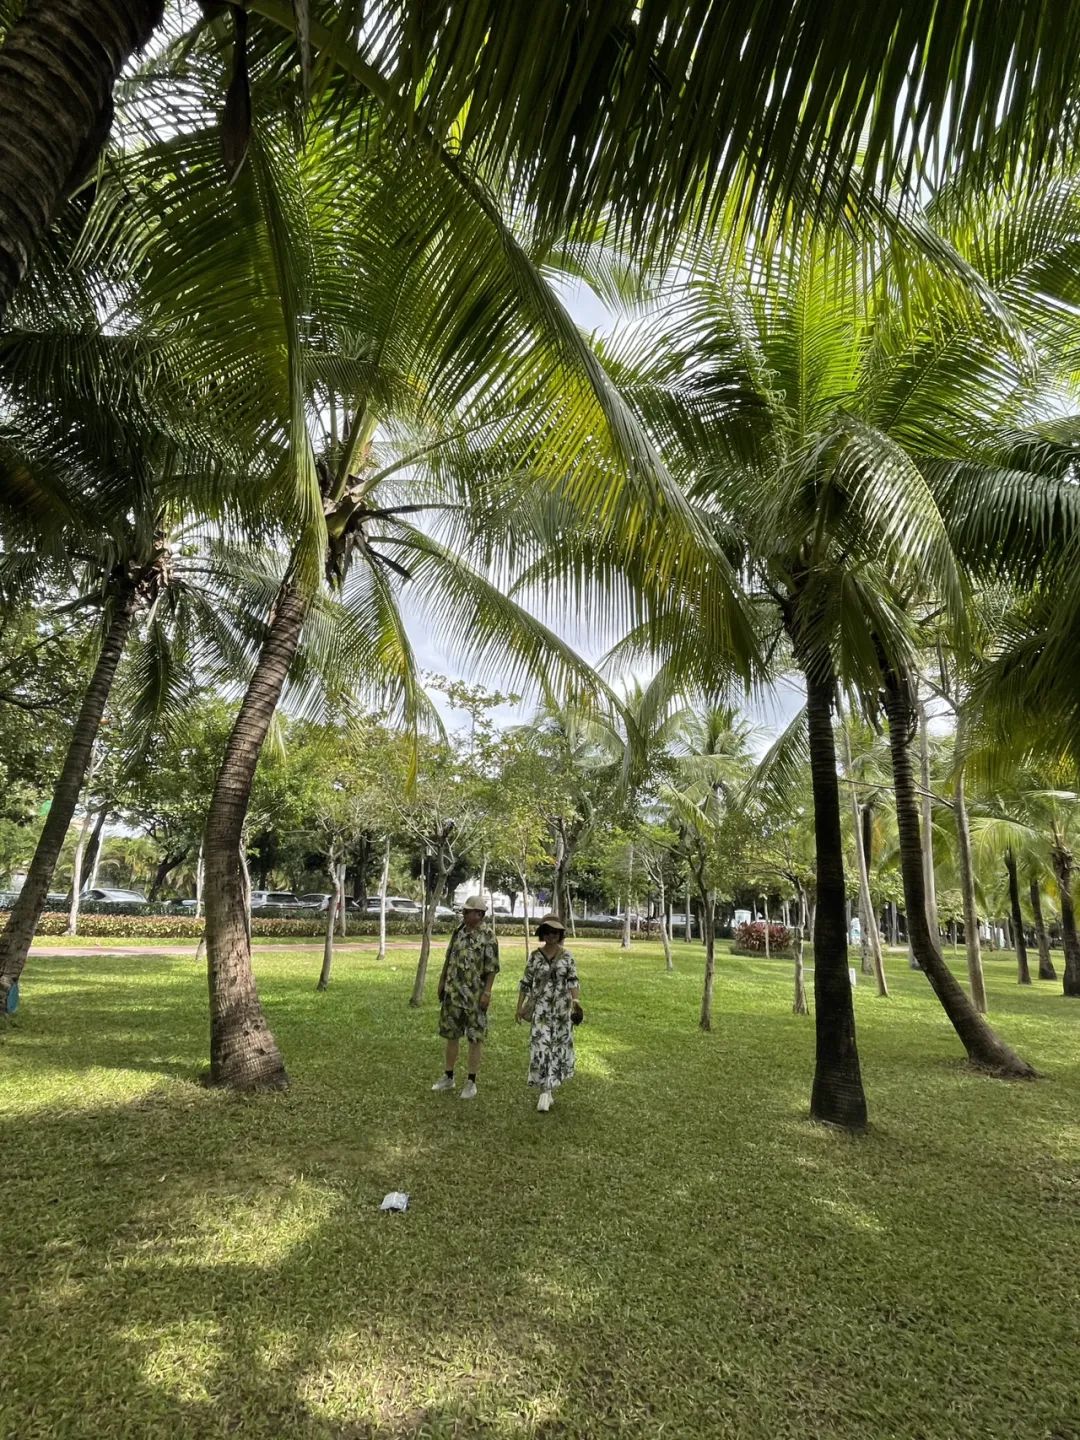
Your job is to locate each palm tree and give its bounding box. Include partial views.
[663,704,754,1031]
[5,0,1080,327]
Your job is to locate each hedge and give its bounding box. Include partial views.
[731,920,795,958]
[32,912,627,940]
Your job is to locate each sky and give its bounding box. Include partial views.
[409,278,806,754]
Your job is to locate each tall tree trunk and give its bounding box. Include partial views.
[762,894,771,959]
[918,697,939,945]
[792,883,809,1016]
[0,588,136,1008]
[699,888,716,1030]
[880,667,1034,1076]
[478,853,487,899]
[685,878,693,941]
[1050,842,1080,998]
[1029,879,1057,981]
[953,754,988,1013]
[843,730,887,997]
[1004,848,1031,985]
[410,859,448,1007]
[375,836,390,961]
[803,658,867,1130]
[204,582,307,1090]
[0,0,164,325]
[65,808,95,936]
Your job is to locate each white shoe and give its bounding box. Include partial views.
[460,1080,478,1101]
[537,1090,553,1112]
[432,1074,455,1092]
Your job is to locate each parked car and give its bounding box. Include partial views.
[80,887,149,906]
[433,904,456,920]
[491,906,513,918]
[167,898,199,910]
[249,890,302,910]
[297,892,363,912]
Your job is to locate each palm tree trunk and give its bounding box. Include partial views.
[792,883,809,1015]
[1050,843,1080,998]
[843,730,887,997]
[918,698,939,942]
[1029,879,1057,981]
[337,860,347,938]
[0,588,136,1007]
[0,0,164,325]
[204,581,308,1090]
[1004,848,1031,985]
[376,836,390,961]
[685,878,693,941]
[621,849,633,950]
[880,668,1034,1076]
[953,755,988,1013]
[803,661,866,1128]
[699,888,716,1030]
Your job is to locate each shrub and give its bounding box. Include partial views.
[31,911,627,941]
[733,920,794,955]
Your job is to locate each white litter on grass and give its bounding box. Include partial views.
[380,1192,409,1212]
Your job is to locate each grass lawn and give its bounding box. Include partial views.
[2,940,1077,1439]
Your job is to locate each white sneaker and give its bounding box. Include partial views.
[460,1080,478,1101]
[537,1090,553,1113]
[432,1074,455,1092]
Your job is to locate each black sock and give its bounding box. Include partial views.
[445,1069,454,1079]
[468,1073,476,1083]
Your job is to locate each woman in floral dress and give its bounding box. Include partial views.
[516,913,581,1112]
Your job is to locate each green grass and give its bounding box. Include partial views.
[2,941,1077,1440]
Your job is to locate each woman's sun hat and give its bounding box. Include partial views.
[536,913,567,936]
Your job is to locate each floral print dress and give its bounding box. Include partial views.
[519,946,579,1090]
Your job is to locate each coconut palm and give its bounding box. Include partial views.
[9,0,1080,331]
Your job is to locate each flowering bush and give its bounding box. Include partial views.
[733,921,794,955]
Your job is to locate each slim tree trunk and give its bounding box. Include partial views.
[478,853,487,900]
[793,884,809,1016]
[0,588,136,1007]
[802,657,867,1129]
[685,878,693,941]
[1050,843,1080,998]
[84,805,109,892]
[520,871,531,964]
[658,873,673,971]
[0,0,164,325]
[621,869,632,950]
[317,869,339,991]
[410,860,448,1007]
[881,666,1034,1076]
[918,698,939,944]
[699,888,716,1030]
[337,859,347,938]
[376,836,390,961]
[204,581,307,1090]
[842,732,887,998]
[65,808,94,936]
[953,755,988,1013]
[1029,879,1057,981]
[1004,848,1031,985]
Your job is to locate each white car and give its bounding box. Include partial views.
[81,887,149,906]
[364,896,423,916]
[249,890,302,910]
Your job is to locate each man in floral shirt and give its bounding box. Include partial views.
[432,895,500,1100]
